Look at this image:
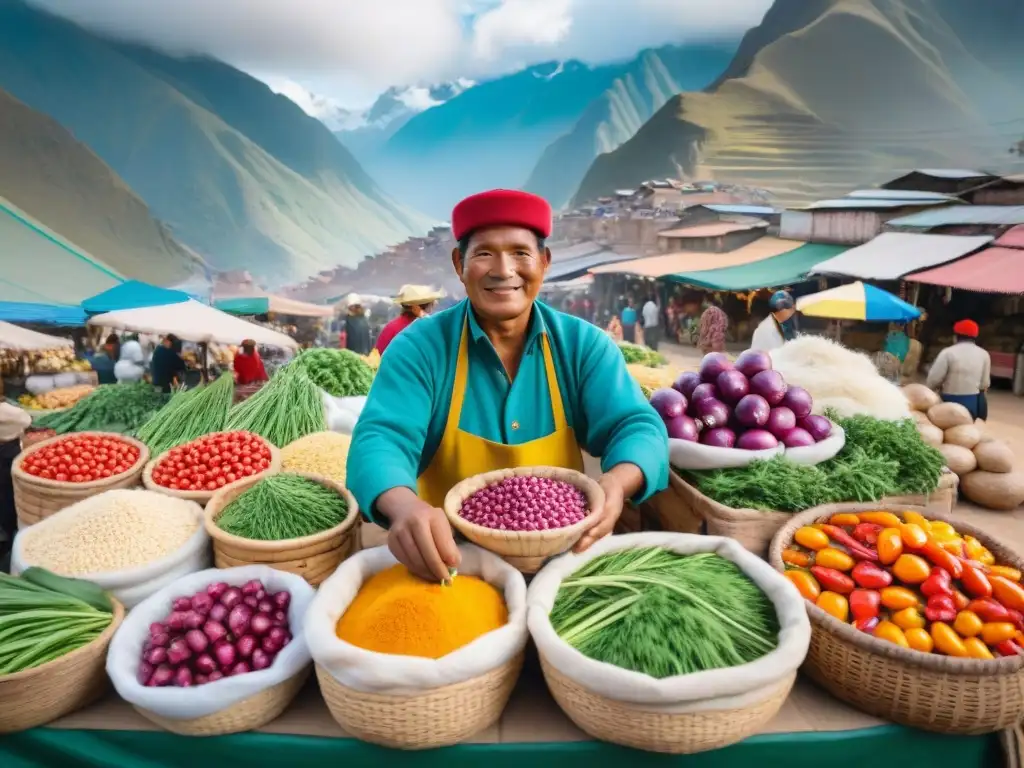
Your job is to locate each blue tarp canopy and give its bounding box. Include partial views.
[82,280,191,314]
[0,301,87,326]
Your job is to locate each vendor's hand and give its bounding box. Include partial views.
[379,489,461,582]
[575,463,645,553]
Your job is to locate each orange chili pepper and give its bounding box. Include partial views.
[892,553,931,585]
[901,511,932,532]
[963,637,994,660]
[981,622,1018,646]
[989,566,1022,583]
[930,622,968,657]
[918,541,963,579]
[874,620,909,648]
[927,520,958,542]
[940,539,967,557]
[795,526,830,551]
[857,511,902,528]
[785,570,821,601]
[905,627,934,653]
[978,549,996,567]
[899,523,929,549]
[892,606,926,631]
[964,536,995,565]
[877,528,903,565]
[960,561,993,599]
[880,586,919,611]
[782,549,811,568]
[828,513,861,527]
[953,610,983,638]
[953,590,970,611]
[816,591,849,622]
[815,547,854,572]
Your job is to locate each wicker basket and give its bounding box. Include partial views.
[134,668,310,736]
[540,656,795,754]
[680,469,958,558]
[768,503,1024,734]
[12,433,149,527]
[443,467,605,574]
[0,599,125,733]
[204,473,360,586]
[316,653,523,749]
[142,441,281,507]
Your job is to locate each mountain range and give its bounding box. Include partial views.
[574,0,1024,206]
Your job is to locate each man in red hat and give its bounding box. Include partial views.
[349,189,669,582]
[927,319,990,420]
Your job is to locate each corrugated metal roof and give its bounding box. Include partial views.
[590,237,805,279]
[545,250,633,282]
[912,169,992,179]
[887,206,1024,228]
[657,221,767,238]
[809,233,992,280]
[794,198,951,211]
[664,244,847,291]
[702,204,779,215]
[994,225,1024,249]
[549,241,605,263]
[846,190,959,202]
[905,247,1024,294]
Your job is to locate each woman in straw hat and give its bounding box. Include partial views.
[375,285,442,356]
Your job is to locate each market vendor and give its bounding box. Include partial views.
[375,284,441,356]
[927,319,990,420]
[343,295,373,356]
[0,402,31,562]
[233,339,269,385]
[348,189,669,582]
[751,290,799,351]
[151,334,186,392]
[114,335,146,383]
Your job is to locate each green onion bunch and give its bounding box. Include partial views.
[216,474,349,541]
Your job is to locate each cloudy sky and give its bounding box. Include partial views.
[28,0,771,108]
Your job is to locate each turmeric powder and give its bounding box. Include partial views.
[336,564,507,658]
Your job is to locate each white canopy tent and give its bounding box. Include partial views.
[87,300,298,349]
[0,321,73,351]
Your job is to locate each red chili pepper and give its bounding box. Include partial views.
[810,566,855,595]
[924,594,957,623]
[819,524,879,562]
[921,567,954,598]
[853,616,880,633]
[959,561,993,599]
[967,598,1013,623]
[851,561,893,590]
[851,523,884,547]
[1008,609,1024,633]
[996,639,1024,658]
[953,590,970,611]
[849,589,881,621]
[917,541,963,579]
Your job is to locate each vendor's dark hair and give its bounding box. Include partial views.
[457,230,546,259]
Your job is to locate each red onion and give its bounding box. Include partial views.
[220,587,243,609]
[672,371,701,398]
[750,370,788,406]
[737,429,780,451]
[173,667,193,687]
[699,352,733,383]
[149,622,167,637]
[242,580,263,596]
[766,407,797,440]
[183,611,205,630]
[664,414,699,442]
[694,398,731,430]
[271,592,291,611]
[734,394,771,428]
[194,674,209,686]
[458,475,589,532]
[781,386,813,420]
[144,647,168,665]
[267,627,290,647]
[136,661,154,686]
[172,597,192,612]
[255,589,266,601]
[272,610,288,626]
[799,414,833,442]
[734,349,773,379]
[782,427,815,448]
[167,638,192,666]
[148,665,174,687]
[243,595,260,609]
[716,370,749,405]
[228,604,254,637]
[207,670,224,683]
[166,612,187,631]
[208,603,228,623]
[203,620,228,645]
[689,382,717,407]
[649,388,686,420]
[194,654,217,675]
[228,662,251,677]
[207,582,229,601]
[185,629,209,653]
[213,639,237,669]
[700,427,737,449]
[190,593,214,615]
[257,599,274,614]
[236,635,257,659]
[251,649,273,671]
[149,632,170,648]
[250,613,274,636]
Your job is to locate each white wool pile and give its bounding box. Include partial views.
[769,336,911,421]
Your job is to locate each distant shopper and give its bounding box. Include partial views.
[927,319,990,420]
[376,285,441,356]
[90,334,120,384]
[343,294,372,356]
[642,295,661,350]
[697,295,728,354]
[751,290,798,351]
[114,335,146,383]
[0,402,31,560]
[233,339,269,386]
[620,298,638,343]
[151,334,187,392]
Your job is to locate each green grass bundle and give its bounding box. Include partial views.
[137,373,234,456]
[216,474,349,540]
[551,548,779,678]
[225,364,326,447]
[34,382,169,435]
[617,342,666,368]
[293,348,374,397]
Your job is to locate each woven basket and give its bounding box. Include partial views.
[680,469,958,559]
[443,467,605,574]
[142,440,281,507]
[316,653,523,749]
[134,667,310,736]
[540,656,795,754]
[12,433,149,527]
[768,503,1024,734]
[0,598,125,733]
[204,473,360,586]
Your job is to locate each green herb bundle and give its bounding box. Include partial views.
[225,365,326,446]
[137,373,234,456]
[34,382,169,435]
[293,348,374,397]
[617,342,666,368]
[551,548,779,678]
[216,474,349,540]
[830,411,944,495]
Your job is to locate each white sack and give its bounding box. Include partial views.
[107,566,315,720]
[12,499,211,609]
[52,372,79,389]
[784,422,845,466]
[24,375,55,395]
[669,439,782,471]
[305,544,528,695]
[321,391,367,434]
[527,533,811,714]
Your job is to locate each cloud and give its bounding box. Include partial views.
[27,0,771,96]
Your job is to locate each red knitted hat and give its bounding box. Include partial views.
[953,319,979,338]
[451,189,552,241]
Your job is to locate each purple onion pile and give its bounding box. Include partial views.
[137,580,292,688]
[459,475,589,531]
[650,349,832,451]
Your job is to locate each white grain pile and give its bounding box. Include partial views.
[19,489,201,576]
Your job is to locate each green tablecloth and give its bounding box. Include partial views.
[0,725,1000,768]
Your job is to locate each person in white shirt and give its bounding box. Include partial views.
[641,295,661,350]
[751,290,799,352]
[114,336,146,383]
[926,319,990,420]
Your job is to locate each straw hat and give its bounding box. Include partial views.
[344,293,362,308]
[394,285,443,306]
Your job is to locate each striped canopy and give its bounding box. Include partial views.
[795,281,921,323]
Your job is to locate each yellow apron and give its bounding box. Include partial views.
[417,323,584,507]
